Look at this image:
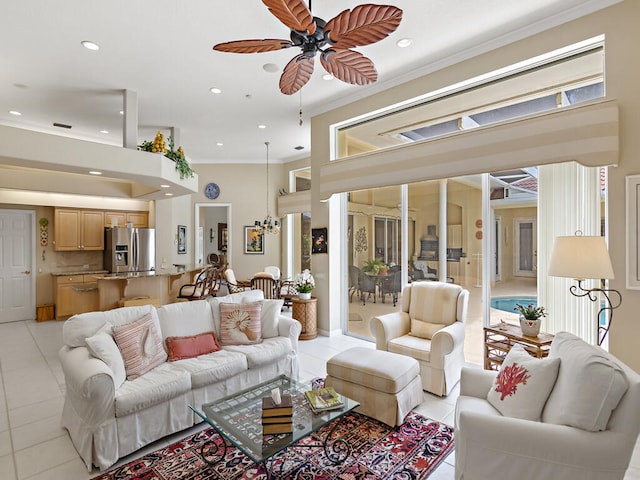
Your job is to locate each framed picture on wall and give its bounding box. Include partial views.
[218,222,228,252]
[312,227,328,254]
[244,226,264,254]
[177,225,187,254]
[627,175,640,289]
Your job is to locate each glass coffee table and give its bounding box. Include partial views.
[189,375,359,477]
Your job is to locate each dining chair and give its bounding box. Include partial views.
[264,265,281,280]
[177,266,222,301]
[224,268,251,294]
[250,272,280,299]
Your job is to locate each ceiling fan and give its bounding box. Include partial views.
[212,0,403,95]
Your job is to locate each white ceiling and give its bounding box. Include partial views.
[0,0,618,167]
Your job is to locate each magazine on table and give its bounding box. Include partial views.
[304,386,344,413]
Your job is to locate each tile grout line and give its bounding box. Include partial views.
[0,359,19,480]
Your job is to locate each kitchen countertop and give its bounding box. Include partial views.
[51,270,108,276]
[51,266,201,278]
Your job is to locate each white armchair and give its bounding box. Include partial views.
[454,333,640,480]
[370,281,468,396]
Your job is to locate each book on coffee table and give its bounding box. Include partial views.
[262,422,293,434]
[304,387,344,413]
[261,394,293,417]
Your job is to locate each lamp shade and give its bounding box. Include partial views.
[548,235,614,280]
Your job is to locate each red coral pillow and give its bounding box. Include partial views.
[165,332,221,361]
[486,344,560,420]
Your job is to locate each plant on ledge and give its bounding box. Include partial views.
[138,134,195,180]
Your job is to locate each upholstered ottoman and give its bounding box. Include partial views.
[325,347,423,427]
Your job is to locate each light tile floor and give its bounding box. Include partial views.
[1,317,638,479]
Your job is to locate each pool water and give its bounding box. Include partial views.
[490,296,537,314]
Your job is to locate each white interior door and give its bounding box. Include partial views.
[0,209,35,322]
[514,217,537,277]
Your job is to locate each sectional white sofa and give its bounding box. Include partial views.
[58,289,300,471]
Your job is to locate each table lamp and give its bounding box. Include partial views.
[548,232,622,345]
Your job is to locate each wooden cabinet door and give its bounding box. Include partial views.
[105,212,126,228]
[81,210,104,250]
[54,209,81,250]
[127,212,148,227]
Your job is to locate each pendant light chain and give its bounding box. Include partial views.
[254,141,280,234]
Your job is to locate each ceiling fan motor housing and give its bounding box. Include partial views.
[290,17,327,58]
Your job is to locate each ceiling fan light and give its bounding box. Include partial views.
[322,73,334,80]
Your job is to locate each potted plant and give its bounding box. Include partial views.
[362,259,387,275]
[515,303,547,337]
[295,269,315,299]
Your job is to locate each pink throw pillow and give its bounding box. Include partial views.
[112,312,167,380]
[165,332,221,361]
[219,301,263,345]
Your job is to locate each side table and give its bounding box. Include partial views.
[292,297,317,340]
[484,323,554,370]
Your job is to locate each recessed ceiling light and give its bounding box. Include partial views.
[322,74,334,81]
[263,63,279,73]
[396,38,412,48]
[99,130,109,134]
[89,171,102,175]
[216,142,223,147]
[160,184,170,188]
[209,87,222,94]
[9,110,21,116]
[165,192,174,196]
[119,110,124,115]
[81,40,100,51]
[258,124,266,129]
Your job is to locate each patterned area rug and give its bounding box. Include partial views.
[92,411,454,480]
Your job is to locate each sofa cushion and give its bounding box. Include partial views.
[114,363,191,417]
[409,282,461,326]
[112,312,168,380]
[170,350,248,388]
[388,335,432,363]
[219,301,263,345]
[261,299,284,338]
[157,300,215,342]
[542,331,629,431]
[63,305,157,348]
[165,332,221,362]
[208,290,265,336]
[486,344,560,421]
[86,323,126,388]
[410,319,443,340]
[223,337,292,368]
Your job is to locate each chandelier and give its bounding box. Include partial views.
[254,141,280,234]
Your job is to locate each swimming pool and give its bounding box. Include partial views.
[490,296,537,314]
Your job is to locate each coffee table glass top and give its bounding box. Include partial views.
[191,375,359,464]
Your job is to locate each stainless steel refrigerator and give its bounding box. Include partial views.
[104,227,156,273]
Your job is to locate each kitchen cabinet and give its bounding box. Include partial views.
[105,211,149,228]
[447,224,462,248]
[54,274,99,319]
[54,208,105,251]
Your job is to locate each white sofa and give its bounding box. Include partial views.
[455,331,640,480]
[58,289,301,471]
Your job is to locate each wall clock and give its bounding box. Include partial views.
[204,182,220,200]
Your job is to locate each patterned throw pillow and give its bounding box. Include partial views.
[219,301,263,345]
[486,344,560,420]
[165,332,221,361]
[112,312,167,380]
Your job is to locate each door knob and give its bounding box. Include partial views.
[23,270,31,275]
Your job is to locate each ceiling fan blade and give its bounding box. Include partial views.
[213,39,293,53]
[262,0,316,35]
[324,4,402,49]
[279,54,315,95]
[320,49,378,86]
